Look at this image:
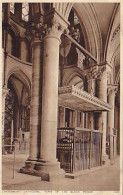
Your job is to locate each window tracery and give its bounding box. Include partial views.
[22,3,29,21]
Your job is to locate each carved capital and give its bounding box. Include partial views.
[25,15,46,42]
[45,18,64,39]
[107,85,118,96]
[84,65,99,80]
[97,64,111,80]
[25,10,68,43]
[44,9,68,40]
[2,87,9,96]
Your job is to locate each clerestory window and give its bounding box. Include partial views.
[22,3,29,21]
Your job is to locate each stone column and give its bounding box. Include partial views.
[86,65,98,96]
[21,11,68,181]
[20,38,44,173]
[40,33,62,162]
[97,65,111,163]
[35,13,68,181]
[28,40,43,161]
[87,78,96,96]
[107,85,118,164]
[86,65,98,130]
[73,110,78,128]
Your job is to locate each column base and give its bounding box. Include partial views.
[102,154,110,165]
[110,159,115,165]
[20,159,65,181]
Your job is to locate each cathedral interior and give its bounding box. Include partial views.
[2,3,120,182]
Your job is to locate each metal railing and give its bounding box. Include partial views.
[57,127,102,173]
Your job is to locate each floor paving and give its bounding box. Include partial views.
[2,153,121,192]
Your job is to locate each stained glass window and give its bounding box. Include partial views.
[10,3,15,14]
[22,3,29,21]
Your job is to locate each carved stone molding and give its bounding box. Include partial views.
[111,25,120,42]
[58,85,112,111]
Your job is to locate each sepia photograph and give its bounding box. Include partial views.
[1,1,121,193]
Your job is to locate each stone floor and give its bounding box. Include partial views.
[2,153,121,192]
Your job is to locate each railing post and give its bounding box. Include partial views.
[73,128,76,173]
[110,127,114,164]
[116,129,118,158]
[89,130,92,169]
[12,145,15,179]
[113,128,117,159]
[100,132,103,166]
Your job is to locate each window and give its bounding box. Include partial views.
[10,3,15,14]
[22,3,29,21]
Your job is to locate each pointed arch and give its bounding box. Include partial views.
[6,68,31,97]
[64,71,84,89]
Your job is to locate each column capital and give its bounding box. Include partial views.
[97,63,112,80]
[2,86,9,96]
[44,9,69,41]
[84,65,99,80]
[107,84,118,96]
[84,63,112,81]
[25,15,45,42]
[25,9,69,43]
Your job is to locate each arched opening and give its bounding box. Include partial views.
[68,75,84,89]
[7,30,16,56]
[4,82,18,150]
[4,72,31,154]
[7,26,20,58]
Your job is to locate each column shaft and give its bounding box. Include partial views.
[29,41,43,160]
[108,88,116,162]
[97,71,108,162]
[88,78,96,96]
[40,36,60,162]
